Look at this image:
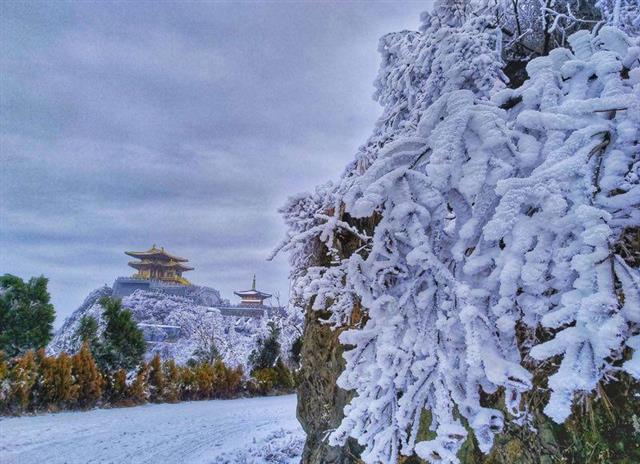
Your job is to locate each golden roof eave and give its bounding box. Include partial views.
[128,261,194,271]
[125,245,188,262]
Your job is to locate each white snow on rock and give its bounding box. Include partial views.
[0,394,303,464]
[49,285,298,370]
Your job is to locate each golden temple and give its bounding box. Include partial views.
[125,245,193,285]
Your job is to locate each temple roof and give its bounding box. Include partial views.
[128,260,194,271]
[234,289,272,298]
[125,245,189,262]
[234,275,272,299]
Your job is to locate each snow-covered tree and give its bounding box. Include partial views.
[275,1,639,463]
[596,0,640,35]
[249,322,282,371]
[488,24,640,422]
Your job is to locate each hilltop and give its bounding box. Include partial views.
[49,283,297,370]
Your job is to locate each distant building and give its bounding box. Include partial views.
[111,247,284,320]
[215,276,283,318]
[113,245,194,297]
[234,275,272,307]
[126,245,193,285]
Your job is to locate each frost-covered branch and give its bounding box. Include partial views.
[275,2,639,463]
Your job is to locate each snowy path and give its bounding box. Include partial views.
[0,394,303,464]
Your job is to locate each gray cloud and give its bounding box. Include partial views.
[1,1,430,326]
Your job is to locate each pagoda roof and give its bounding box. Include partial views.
[234,275,271,299]
[128,260,194,271]
[234,289,272,298]
[125,245,189,262]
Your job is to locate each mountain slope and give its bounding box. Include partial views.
[49,284,293,370]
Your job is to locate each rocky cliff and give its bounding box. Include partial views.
[297,302,362,463]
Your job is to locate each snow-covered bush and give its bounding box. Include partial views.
[275,2,639,463]
[217,428,304,464]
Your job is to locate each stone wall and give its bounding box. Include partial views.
[112,277,152,296]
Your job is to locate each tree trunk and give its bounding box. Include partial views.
[297,300,363,463]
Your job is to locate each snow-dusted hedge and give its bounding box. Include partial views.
[275,1,639,463]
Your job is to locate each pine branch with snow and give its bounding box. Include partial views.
[275,1,640,463]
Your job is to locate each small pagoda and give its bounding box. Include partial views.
[125,245,193,285]
[234,275,272,307]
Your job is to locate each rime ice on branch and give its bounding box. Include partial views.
[274,2,640,463]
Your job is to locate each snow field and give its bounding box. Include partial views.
[0,394,303,464]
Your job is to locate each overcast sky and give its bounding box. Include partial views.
[1,1,429,327]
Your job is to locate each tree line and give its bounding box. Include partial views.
[0,345,294,415]
[0,274,296,415]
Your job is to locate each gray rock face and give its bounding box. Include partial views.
[297,303,362,464]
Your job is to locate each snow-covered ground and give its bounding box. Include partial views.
[0,394,304,464]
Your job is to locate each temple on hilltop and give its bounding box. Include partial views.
[111,250,285,320]
[125,245,194,285]
[234,275,272,307]
[112,245,195,297]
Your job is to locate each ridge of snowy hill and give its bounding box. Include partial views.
[49,285,296,369]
